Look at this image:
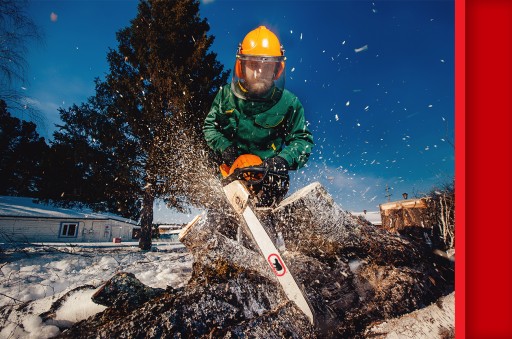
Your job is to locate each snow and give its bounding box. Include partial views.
[354,45,368,53]
[21,315,60,339]
[0,244,193,338]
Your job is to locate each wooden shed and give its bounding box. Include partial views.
[379,197,432,233]
[0,196,139,243]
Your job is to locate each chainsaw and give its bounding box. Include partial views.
[220,154,315,325]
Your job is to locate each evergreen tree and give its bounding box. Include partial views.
[0,99,48,196]
[54,0,228,250]
[50,86,141,218]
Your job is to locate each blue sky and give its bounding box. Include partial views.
[18,0,454,218]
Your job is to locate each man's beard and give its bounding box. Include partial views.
[245,78,273,96]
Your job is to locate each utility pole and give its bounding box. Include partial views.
[385,184,392,202]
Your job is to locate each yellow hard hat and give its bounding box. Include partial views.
[239,26,283,57]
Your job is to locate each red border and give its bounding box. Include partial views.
[455,0,465,337]
[465,0,512,337]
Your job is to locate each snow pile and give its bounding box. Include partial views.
[0,246,193,338]
[21,315,60,339]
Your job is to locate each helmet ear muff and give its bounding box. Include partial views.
[235,59,243,78]
[273,61,285,80]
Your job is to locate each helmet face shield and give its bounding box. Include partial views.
[232,54,286,101]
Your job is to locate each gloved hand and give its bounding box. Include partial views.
[263,156,289,173]
[221,145,238,166]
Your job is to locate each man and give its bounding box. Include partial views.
[203,26,314,207]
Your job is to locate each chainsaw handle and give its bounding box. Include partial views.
[221,166,288,186]
[222,166,268,186]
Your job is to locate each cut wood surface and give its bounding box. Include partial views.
[364,292,455,338]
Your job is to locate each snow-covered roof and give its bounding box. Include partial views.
[0,196,137,224]
[351,211,382,226]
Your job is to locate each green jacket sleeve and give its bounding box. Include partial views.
[278,97,314,170]
[203,88,232,154]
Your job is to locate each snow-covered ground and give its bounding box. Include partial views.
[0,243,193,338]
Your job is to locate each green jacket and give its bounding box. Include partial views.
[203,85,313,170]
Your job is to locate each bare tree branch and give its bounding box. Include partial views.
[0,0,43,117]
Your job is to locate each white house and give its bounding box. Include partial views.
[0,196,139,243]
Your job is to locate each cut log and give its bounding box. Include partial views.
[270,182,422,266]
[179,213,278,283]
